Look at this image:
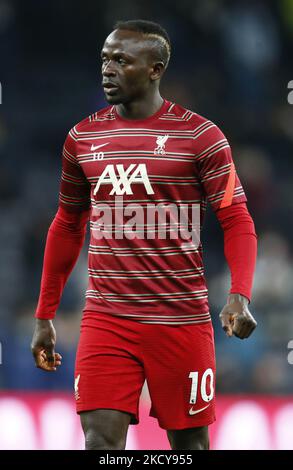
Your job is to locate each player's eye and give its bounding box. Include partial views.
[117,57,126,65]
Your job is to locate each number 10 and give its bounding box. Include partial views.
[189,368,214,404]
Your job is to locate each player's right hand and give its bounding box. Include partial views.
[31,319,62,372]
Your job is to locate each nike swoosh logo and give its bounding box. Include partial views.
[90,143,109,151]
[189,404,210,416]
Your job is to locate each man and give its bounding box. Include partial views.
[31,20,257,450]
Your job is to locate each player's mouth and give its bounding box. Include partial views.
[102,82,119,94]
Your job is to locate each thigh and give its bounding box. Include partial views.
[75,312,145,425]
[167,425,209,450]
[143,321,216,430]
[80,409,132,450]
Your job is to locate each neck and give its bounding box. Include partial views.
[116,90,163,120]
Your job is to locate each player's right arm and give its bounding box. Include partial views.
[31,129,91,371]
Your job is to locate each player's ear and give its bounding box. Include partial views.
[150,61,165,81]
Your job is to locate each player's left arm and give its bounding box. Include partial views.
[216,203,257,339]
[195,123,257,339]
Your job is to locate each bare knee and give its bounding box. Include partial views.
[84,427,125,450]
[167,426,209,450]
[80,409,132,450]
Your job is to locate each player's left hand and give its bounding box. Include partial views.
[219,293,257,339]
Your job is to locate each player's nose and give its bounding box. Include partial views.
[102,60,117,77]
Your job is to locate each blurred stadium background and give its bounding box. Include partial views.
[0,0,293,449]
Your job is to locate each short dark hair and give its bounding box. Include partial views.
[114,19,171,67]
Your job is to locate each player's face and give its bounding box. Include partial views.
[101,29,157,104]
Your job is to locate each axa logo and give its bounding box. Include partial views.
[154,135,169,155]
[93,163,154,195]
